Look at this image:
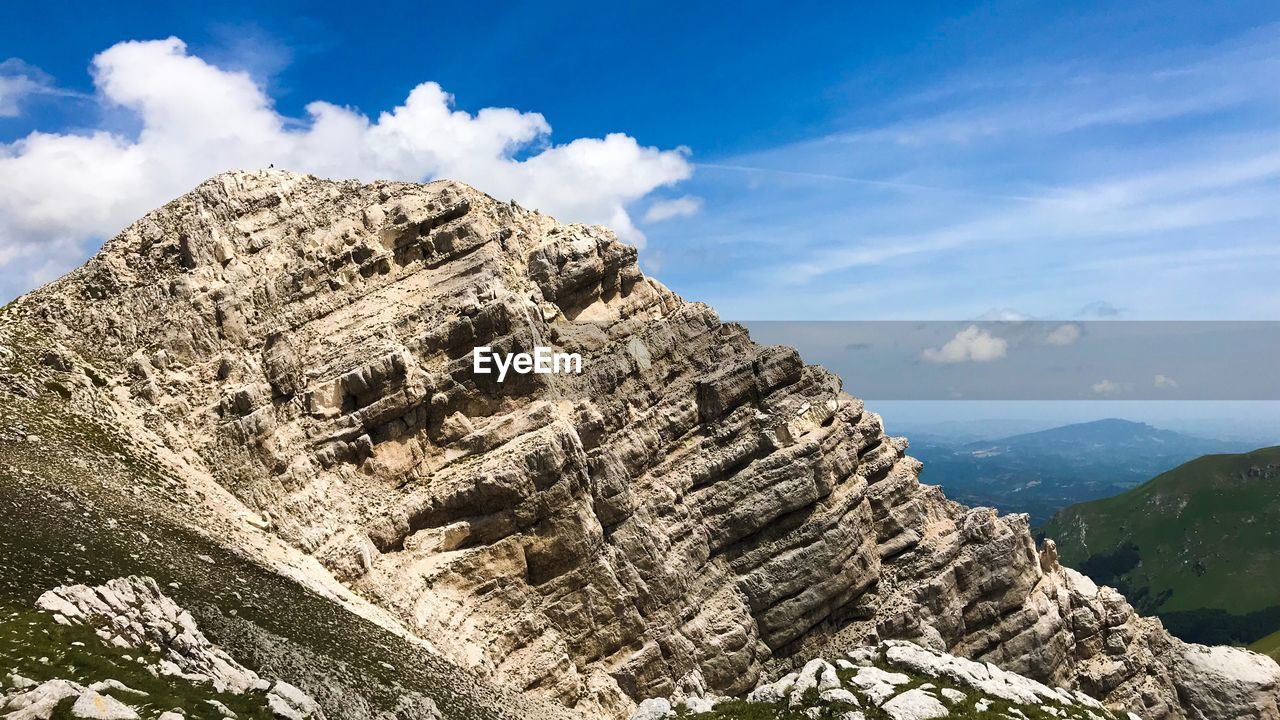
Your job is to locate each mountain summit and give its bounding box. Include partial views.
[2,170,1277,719]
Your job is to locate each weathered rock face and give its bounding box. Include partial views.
[8,170,1278,719]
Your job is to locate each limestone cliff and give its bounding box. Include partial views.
[2,170,1276,720]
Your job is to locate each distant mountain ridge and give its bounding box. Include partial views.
[966,418,1250,456]
[1044,446,1280,660]
[913,418,1254,523]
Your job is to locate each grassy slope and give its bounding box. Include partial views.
[1,602,276,719]
[1251,630,1280,663]
[1044,446,1280,615]
[0,317,539,720]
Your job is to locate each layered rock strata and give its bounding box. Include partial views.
[6,170,1277,719]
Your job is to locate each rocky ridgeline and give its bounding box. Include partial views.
[1,575,346,720]
[3,170,1279,719]
[631,639,1141,720]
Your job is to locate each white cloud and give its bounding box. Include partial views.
[0,59,65,117]
[1045,323,1083,346]
[0,38,692,297]
[1076,301,1122,318]
[975,307,1035,321]
[1091,379,1122,396]
[0,73,38,117]
[643,194,703,223]
[1154,374,1178,389]
[921,325,1008,363]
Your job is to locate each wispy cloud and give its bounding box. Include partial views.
[773,144,1280,285]
[0,59,83,117]
[644,195,703,223]
[651,22,1280,320]
[832,26,1280,146]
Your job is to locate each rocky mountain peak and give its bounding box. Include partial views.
[3,171,1277,720]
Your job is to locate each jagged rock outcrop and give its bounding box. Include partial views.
[4,170,1277,719]
[633,639,1140,720]
[30,576,327,719]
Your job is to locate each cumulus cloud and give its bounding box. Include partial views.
[0,38,692,298]
[643,194,703,223]
[921,325,1008,364]
[1154,374,1178,389]
[1076,300,1122,318]
[1045,322,1083,346]
[1091,379,1123,396]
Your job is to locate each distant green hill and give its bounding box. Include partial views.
[1043,446,1280,649]
[915,419,1254,524]
[1252,629,1280,663]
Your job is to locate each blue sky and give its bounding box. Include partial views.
[2,0,1279,322]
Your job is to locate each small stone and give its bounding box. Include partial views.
[6,672,39,689]
[880,688,949,720]
[631,697,673,720]
[268,681,322,719]
[939,688,966,704]
[820,688,861,706]
[71,689,141,719]
[205,699,236,717]
[848,666,910,705]
[88,679,146,695]
[681,695,716,713]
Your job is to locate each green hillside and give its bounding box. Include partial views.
[1043,446,1280,648]
[1251,629,1280,663]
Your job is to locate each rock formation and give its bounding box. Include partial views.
[632,639,1142,720]
[36,576,328,718]
[3,170,1277,719]
[4,576,333,720]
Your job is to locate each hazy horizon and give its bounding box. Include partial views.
[874,399,1280,446]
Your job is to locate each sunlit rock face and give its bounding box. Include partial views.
[11,170,1278,720]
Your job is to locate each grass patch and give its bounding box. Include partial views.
[1,600,274,719]
[1250,629,1280,662]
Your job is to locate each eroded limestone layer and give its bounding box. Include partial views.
[13,170,1278,719]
